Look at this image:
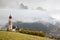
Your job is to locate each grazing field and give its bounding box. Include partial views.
[0,31,54,40]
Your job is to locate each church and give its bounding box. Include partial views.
[7,15,20,31]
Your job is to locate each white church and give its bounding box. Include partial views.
[7,15,20,31]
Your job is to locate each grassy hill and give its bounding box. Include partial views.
[0,31,54,40]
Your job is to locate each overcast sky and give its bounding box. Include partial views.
[0,0,60,25]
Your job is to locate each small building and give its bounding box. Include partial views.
[7,14,20,32]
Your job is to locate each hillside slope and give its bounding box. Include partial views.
[0,31,54,40]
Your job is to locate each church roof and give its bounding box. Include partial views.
[9,15,12,19]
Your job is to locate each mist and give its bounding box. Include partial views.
[0,0,60,25]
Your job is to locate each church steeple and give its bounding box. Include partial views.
[7,14,12,31]
[9,14,12,19]
[7,14,20,31]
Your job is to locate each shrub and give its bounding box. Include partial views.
[20,30,45,37]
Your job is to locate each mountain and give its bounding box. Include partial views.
[2,16,58,33]
[12,21,56,33]
[1,16,60,38]
[13,16,57,32]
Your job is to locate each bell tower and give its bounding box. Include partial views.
[7,14,12,31]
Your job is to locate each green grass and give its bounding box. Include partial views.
[0,31,54,40]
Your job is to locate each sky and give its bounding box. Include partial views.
[0,0,60,25]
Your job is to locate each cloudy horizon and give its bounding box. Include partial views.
[0,0,60,25]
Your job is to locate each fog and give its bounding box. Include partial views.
[0,0,60,25]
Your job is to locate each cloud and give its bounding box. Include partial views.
[0,0,6,8]
[36,7,46,11]
[0,0,28,9]
[0,0,60,24]
[0,0,20,9]
[20,3,28,9]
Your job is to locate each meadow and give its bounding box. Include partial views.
[0,31,55,40]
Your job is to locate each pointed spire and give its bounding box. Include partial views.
[9,13,12,19]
